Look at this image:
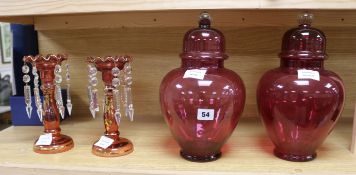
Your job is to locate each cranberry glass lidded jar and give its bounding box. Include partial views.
[257,13,345,162]
[160,12,246,162]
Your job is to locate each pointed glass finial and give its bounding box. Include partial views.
[298,12,313,26]
[199,12,211,29]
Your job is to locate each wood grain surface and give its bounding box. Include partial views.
[0,116,354,175]
[33,10,356,30]
[37,26,356,120]
[2,0,356,17]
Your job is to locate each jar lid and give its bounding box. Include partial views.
[180,12,228,60]
[279,13,327,60]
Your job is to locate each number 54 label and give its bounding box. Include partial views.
[197,109,215,121]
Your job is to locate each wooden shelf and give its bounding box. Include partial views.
[0,116,355,175]
[2,1,356,26]
[1,1,356,174]
[1,0,356,17]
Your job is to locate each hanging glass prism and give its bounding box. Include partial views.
[65,63,73,116]
[112,67,122,125]
[88,64,99,118]
[124,62,134,121]
[22,63,32,119]
[54,64,65,119]
[32,64,43,122]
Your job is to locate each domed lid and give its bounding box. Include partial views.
[279,13,327,60]
[180,12,228,60]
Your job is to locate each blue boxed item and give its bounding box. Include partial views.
[10,89,69,126]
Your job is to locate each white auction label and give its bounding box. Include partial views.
[94,136,114,149]
[35,133,53,146]
[297,69,320,81]
[183,69,207,80]
[197,108,215,121]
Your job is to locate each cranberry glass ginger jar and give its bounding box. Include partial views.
[257,13,345,162]
[160,12,246,162]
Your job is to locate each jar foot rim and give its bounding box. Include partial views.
[180,150,221,162]
[274,148,316,162]
[92,137,133,157]
[33,134,74,154]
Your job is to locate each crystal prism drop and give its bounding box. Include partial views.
[125,87,134,121]
[128,104,134,122]
[66,73,70,82]
[125,87,132,108]
[34,87,40,103]
[65,63,73,116]
[90,102,96,119]
[24,84,33,119]
[90,76,98,86]
[24,85,32,106]
[66,64,70,81]
[33,87,43,118]
[66,103,73,116]
[55,64,62,73]
[113,89,121,110]
[112,67,120,77]
[102,98,105,113]
[112,78,120,88]
[55,85,64,106]
[88,65,97,75]
[22,65,29,73]
[87,86,93,104]
[124,63,132,72]
[32,66,37,75]
[66,84,72,116]
[37,108,43,122]
[126,76,133,86]
[26,106,33,119]
[23,75,31,83]
[34,77,39,85]
[59,106,65,119]
[92,89,99,112]
[55,85,65,119]
[114,111,121,125]
[55,75,62,84]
